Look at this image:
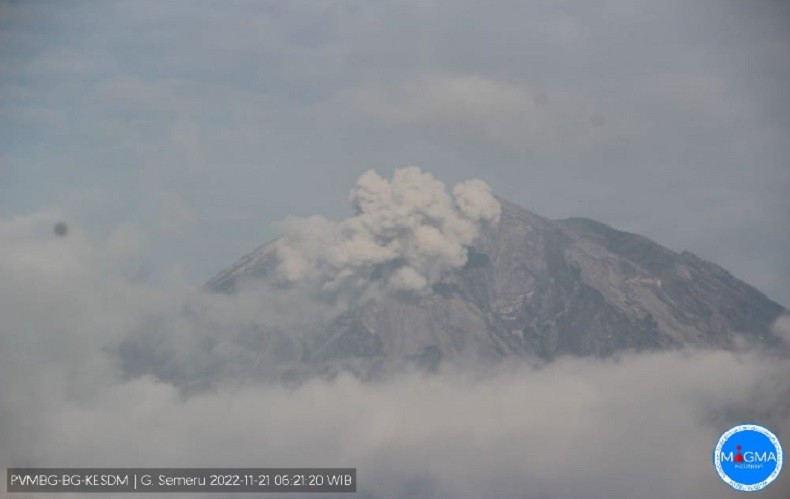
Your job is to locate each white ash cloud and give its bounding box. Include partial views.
[273,167,501,294]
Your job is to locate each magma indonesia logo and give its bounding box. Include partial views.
[713,424,783,492]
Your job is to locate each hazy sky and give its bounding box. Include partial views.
[1,0,789,307]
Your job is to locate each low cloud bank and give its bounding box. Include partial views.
[1,204,789,499]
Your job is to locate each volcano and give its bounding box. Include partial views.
[205,193,786,379]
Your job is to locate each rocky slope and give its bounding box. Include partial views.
[206,198,785,378]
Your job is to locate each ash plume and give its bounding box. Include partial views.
[273,167,501,294]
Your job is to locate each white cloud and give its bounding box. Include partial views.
[773,315,790,344]
[104,223,147,261]
[154,190,195,234]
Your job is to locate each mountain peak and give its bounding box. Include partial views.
[206,192,785,380]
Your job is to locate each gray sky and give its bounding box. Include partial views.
[1,0,788,307]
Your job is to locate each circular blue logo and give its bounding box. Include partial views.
[713,424,783,491]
